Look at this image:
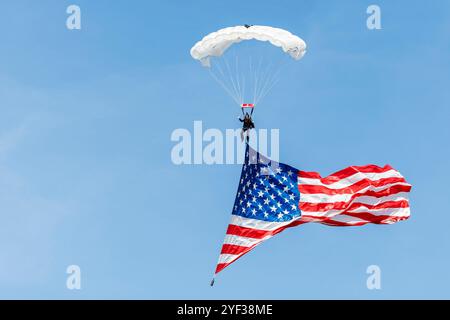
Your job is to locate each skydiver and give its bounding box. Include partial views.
[239,112,255,142]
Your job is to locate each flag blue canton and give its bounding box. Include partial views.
[232,147,301,222]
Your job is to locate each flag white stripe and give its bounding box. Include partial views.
[218,253,239,265]
[346,206,410,217]
[299,183,410,203]
[326,214,368,224]
[223,234,265,247]
[298,169,404,189]
[303,200,409,217]
[300,193,410,211]
[215,154,411,275]
[229,214,298,231]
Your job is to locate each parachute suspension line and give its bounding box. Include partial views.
[252,56,263,105]
[255,56,273,102]
[253,56,264,103]
[216,58,240,103]
[210,57,241,105]
[224,55,242,105]
[254,56,291,105]
[255,65,281,105]
[209,67,241,105]
[209,70,241,105]
[247,54,253,105]
[206,41,297,107]
[257,60,289,104]
[234,54,243,105]
[256,76,280,105]
[254,59,275,105]
[191,25,307,109]
[241,57,246,105]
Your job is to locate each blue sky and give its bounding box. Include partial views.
[0,0,449,299]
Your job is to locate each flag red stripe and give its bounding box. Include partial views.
[298,164,394,184]
[346,200,410,211]
[300,184,411,212]
[299,177,406,195]
[320,219,368,227]
[300,213,409,226]
[214,158,411,276]
[300,199,410,213]
[221,244,252,255]
[226,224,272,239]
[341,211,410,224]
[216,219,307,274]
[215,263,228,274]
[226,219,305,240]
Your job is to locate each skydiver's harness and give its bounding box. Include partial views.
[240,103,255,131]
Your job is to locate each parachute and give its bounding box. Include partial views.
[191,25,307,108]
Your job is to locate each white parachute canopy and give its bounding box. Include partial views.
[191,25,307,106]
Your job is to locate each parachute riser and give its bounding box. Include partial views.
[241,103,255,116]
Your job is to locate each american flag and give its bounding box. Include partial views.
[213,145,411,277]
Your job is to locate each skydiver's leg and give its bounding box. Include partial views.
[244,129,251,143]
